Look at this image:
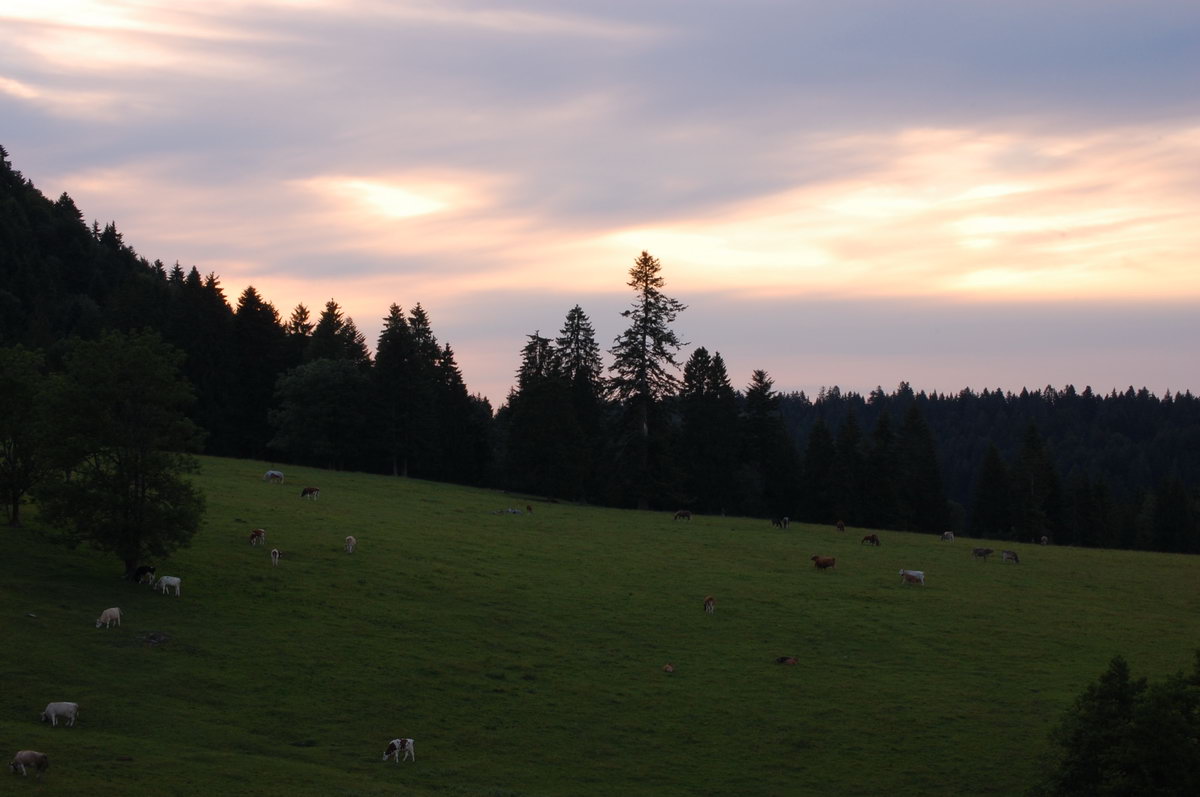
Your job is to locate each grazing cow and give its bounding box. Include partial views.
[95,607,121,628]
[901,573,924,585]
[674,510,692,521]
[1040,535,1049,545]
[8,751,49,778]
[899,569,925,584]
[861,533,881,546]
[771,517,783,528]
[941,532,955,542]
[703,595,716,614]
[155,576,182,596]
[811,555,836,570]
[271,548,282,566]
[972,547,994,561]
[526,504,534,514]
[662,663,675,673]
[249,528,266,546]
[344,535,357,554]
[263,470,284,483]
[129,564,156,584]
[300,486,320,500]
[835,520,846,533]
[1002,550,1020,564]
[775,656,798,665]
[383,738,415,763]
[40,702,78,727]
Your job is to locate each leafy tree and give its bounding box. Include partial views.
[607,251,687,509]
[269,359,372,470]
[1033,653,1200,796]
[0,346,49,525]
[35,331,206,574]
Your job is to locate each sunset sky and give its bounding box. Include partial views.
[3,0,1198,405]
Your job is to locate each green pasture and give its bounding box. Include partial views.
[3,456,1199,795]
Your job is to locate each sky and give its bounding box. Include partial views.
[3,0,1198,407]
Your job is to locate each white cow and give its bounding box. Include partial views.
[941,532,954,542]
[40,702,78,727]
[383,738,415,762]
[9,750,49,778]
[155,576,182,596]
[263,470,284,483]
[899,569,925,585]
[344,535,357,554]
[271,548,281,566]
[95,607,121,628]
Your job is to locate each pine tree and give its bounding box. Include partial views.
[1011,424,1063,542]
[679,348,740,514]
[896,403,949,533]
[607,251,687,509]
[970,443,1011,538]
[231,286,289,458]
[800,419,837,523]
[374,304,418,477]
[741,369,799,519]
[832,409,867,526]
[554,305,604,500]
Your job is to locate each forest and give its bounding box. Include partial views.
[2,144,1198,553]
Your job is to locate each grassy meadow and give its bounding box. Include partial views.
[3,455,1200,796]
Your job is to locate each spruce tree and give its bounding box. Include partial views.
[607,251,687,509]
[970,443,1011,538]
[896,403,949,533]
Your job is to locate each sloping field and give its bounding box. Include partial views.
[4,456,1199,795]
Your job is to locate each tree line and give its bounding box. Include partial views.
[2,145,1197,554]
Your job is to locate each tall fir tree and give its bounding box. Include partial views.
[607,251,687,509]
[969,443,1011,538]
[896,403,949,533]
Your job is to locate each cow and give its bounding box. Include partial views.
[771,516,790,529]
[344,535,357,554]
[249,528,266,546]
[526,504,534,514]
[972,547,994,561]
[703,595,716,614]
[40,702,78,727]
[300,486,320,500]
[835,520,846,532]
[775,656,798,665]
[8,751,49,778]
[899,569,925,585]
[129,564,155,584]
[674,510,692,521]
[263,470,284,484]
[1040,535,1049,545]
[95,607,121,628]
[155,576,182,596]
[662,663,675,673]
[1002,550,1020,564]
[811,555,836,570]
[271,548,282,566]
[941,532,955,542]
[383,738,415,763]
[861,533,881,546]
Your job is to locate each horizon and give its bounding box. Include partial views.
[4,1,1198,405]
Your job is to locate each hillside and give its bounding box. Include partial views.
[4,457,1199,795]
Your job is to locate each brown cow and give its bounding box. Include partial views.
[901,573,923,585]
[674,510,692,521]
[860,533,881,546]
[703,595,716,614]
[835,520,846,532]
[300,486,320,500]
[775,656,798,665]
[249,528,266,546]
[972,547,994,561]
[662,663,675,673]
[9,750,49,778]
[811,555,836,570]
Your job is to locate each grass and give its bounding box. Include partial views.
[3,455,1199,795]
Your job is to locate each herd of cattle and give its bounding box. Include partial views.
[14,474,1041,780]
[10,468,410,781]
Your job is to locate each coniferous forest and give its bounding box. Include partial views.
[2,145,1198,553]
